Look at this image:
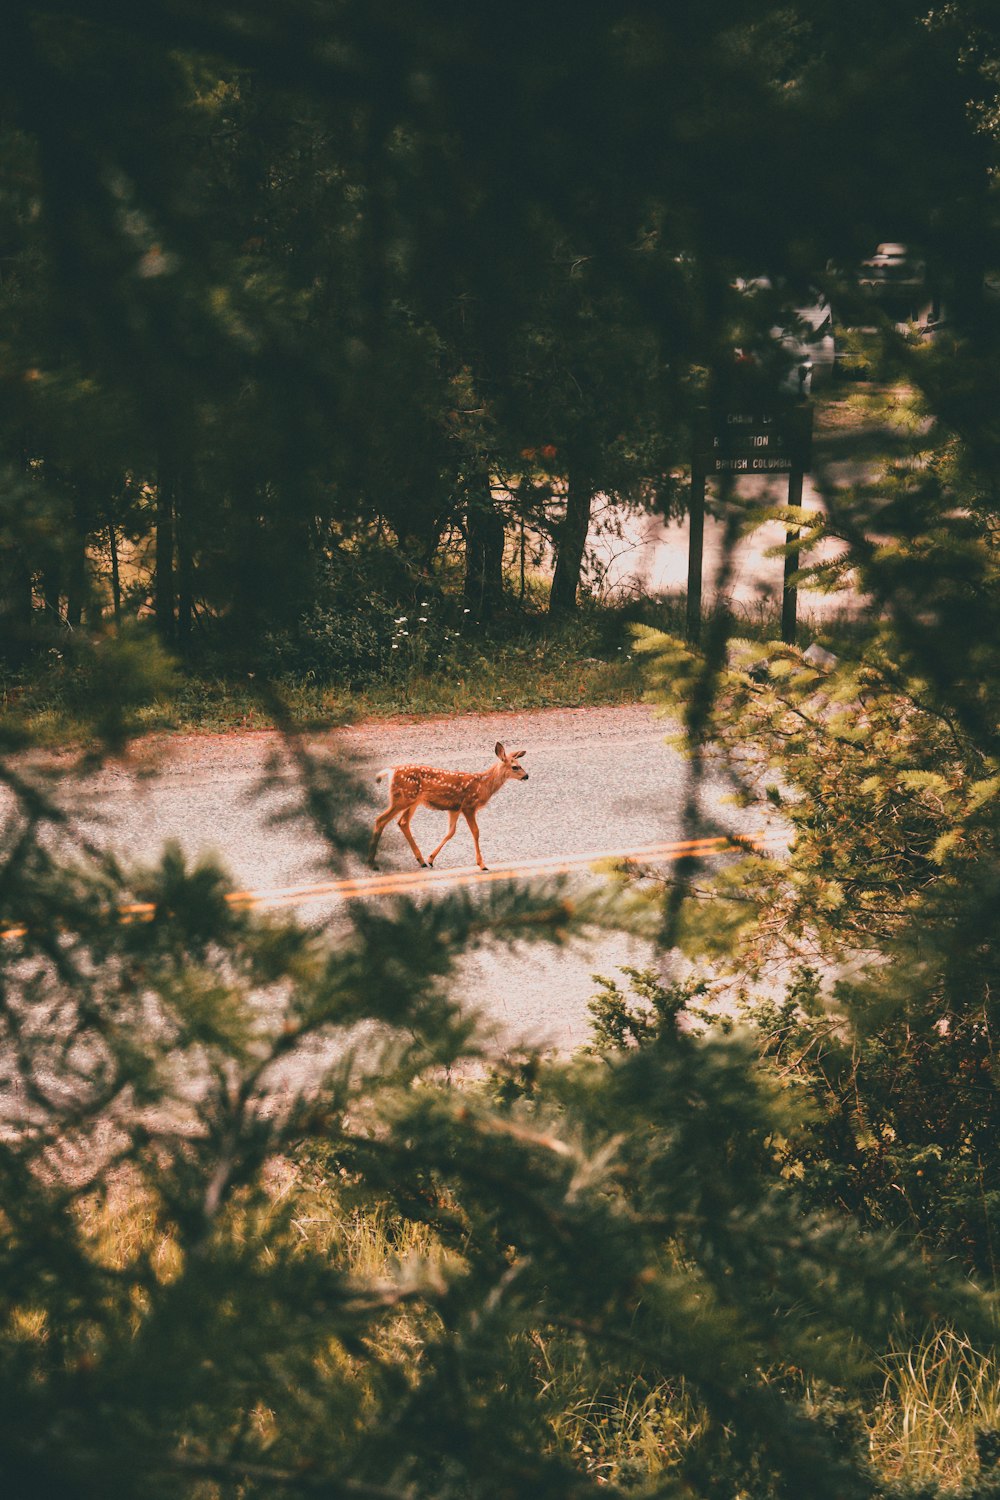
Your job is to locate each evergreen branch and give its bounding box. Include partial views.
[454,1104,576,1160]
[167,1452,412,1499]
[750,682,866,752]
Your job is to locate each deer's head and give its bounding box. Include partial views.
[495,742,529,781]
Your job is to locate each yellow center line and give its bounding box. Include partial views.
[250,834,784,908]
[225,833,744,903]
[1,830,786,938]
[230,832,786,909]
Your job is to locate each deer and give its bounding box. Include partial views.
[368,742,529,872]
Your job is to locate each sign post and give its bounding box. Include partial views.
[685,455,706,644]
[688,404,812,645]
[781,465,805,645]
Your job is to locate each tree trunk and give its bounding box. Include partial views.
[3,437,36,657]
[176,466,194,654]
[155,454,176,644]
[66,479,90,628]
[0,548,33,663]
[549,467,593,616]
[41,566,61,627]
[108,522,121,624]
[464,482,505,623]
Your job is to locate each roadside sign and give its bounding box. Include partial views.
[687,402,813,647]
[699,407,812,474]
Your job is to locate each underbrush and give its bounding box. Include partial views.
[1,594,659,740]
[71,1159,1000,1495]
[0,588,868,743]
[0,616,645,741]
[868,1328,1000,1491]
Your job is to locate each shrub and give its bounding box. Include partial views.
[262,549,454,686]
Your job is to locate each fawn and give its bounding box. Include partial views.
[368,741,529,871]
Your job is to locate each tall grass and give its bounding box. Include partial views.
[537,1325,1000,1491]
[537,1337,705,1487]
[28,1170,1000,1491]
[867,1328,1000,1491]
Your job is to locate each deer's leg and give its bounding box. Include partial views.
[397,807,428,867]
[427,809,460,867]
[464,809,487,871]
[368,800,402,866]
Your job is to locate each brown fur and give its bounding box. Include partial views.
[368,741,529,871]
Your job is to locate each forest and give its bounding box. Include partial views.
[3,2,1000,1496]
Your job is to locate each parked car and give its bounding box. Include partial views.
[857,242,930,323]
[858,241,926,292]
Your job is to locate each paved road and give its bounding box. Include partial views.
[33,705,779,1051]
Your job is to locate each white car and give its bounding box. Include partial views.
[857,242,933,326]
[775,295,836,393]
[858,242,926,293]
[735,278,836,395]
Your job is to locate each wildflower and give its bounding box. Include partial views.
[419,616,428,622]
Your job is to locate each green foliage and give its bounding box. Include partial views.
[4,0,995,657]
[0,625,178,751]
[261,547,438,687]
[2,691,995,1498]
[627,337,1000,1297]
[721,966,1000,1278]
[586,966,713,1052]
[7,2,1000,1495]
[1,605,646,742]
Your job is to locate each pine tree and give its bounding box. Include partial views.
[4,4,1000,1496]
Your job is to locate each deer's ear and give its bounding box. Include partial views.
[512,749,526,759]
[495,741,505,758]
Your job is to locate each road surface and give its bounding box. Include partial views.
[27,705,781,1052]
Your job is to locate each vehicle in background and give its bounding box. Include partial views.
[857,242,935,325]
[735,277,836,396]
[858,241,925,292]
[776,293,836,394]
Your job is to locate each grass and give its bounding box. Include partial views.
[867,1328,1000,1491]
[2,641,645,744]
[72,1161,709,1487]
[1,610,649,743]
[536,1338,706,1486]
[1,586,875,747]
[72,1167,1000,1494]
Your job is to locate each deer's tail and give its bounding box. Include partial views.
[374,767,393,785]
